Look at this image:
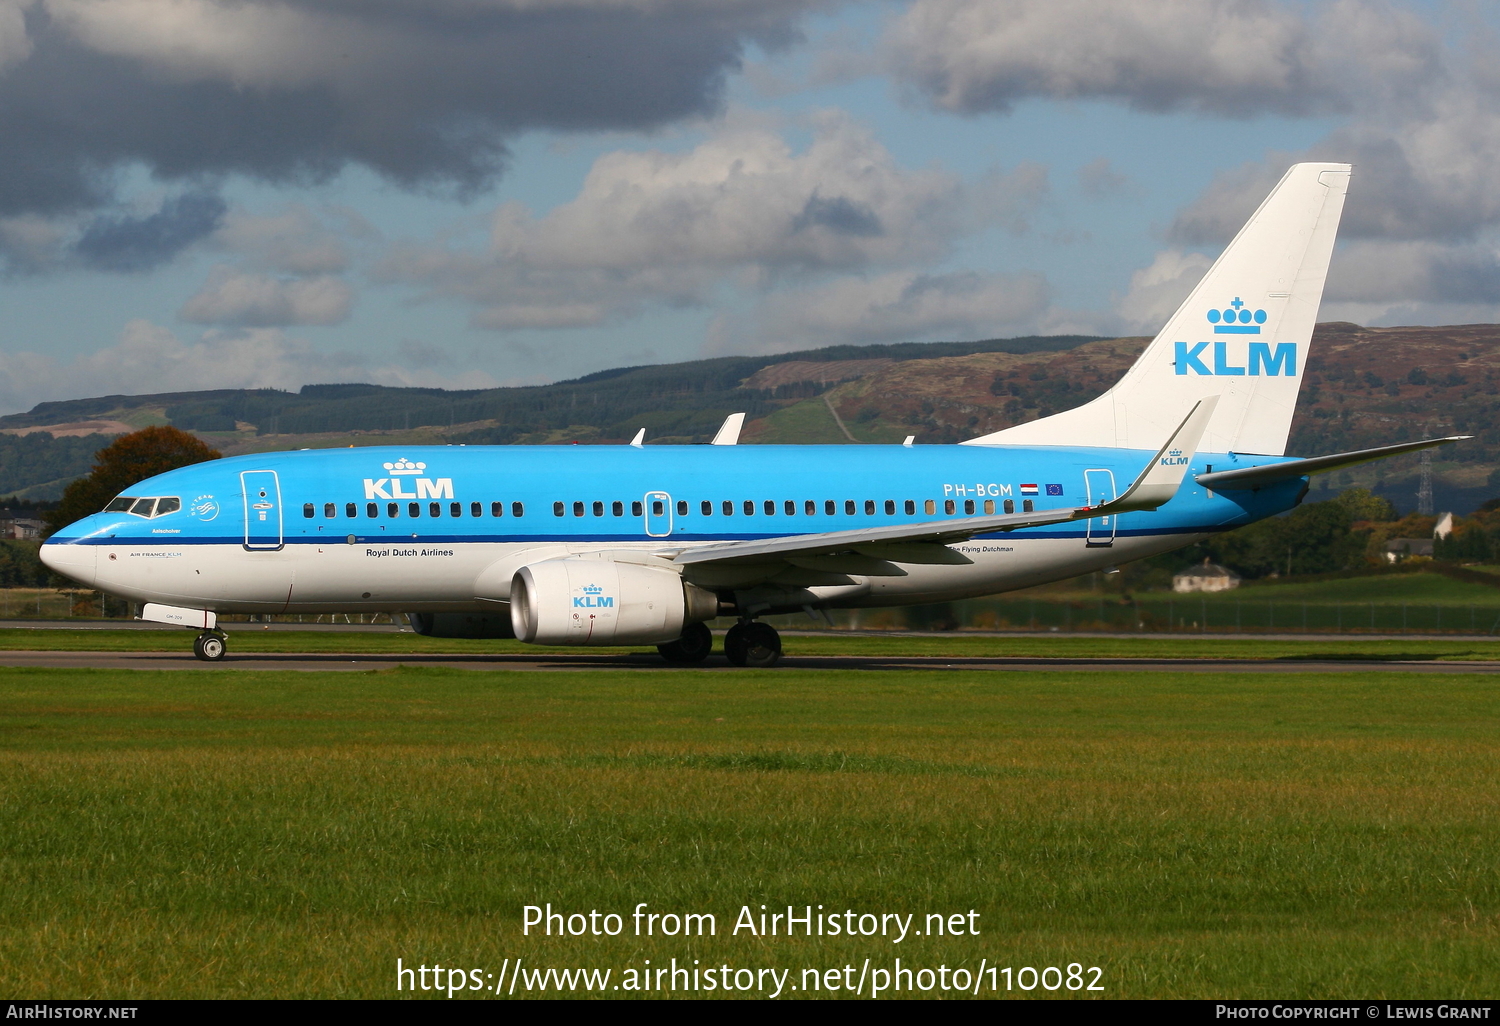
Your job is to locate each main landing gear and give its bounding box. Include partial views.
[657,621,714,664]
[655,619,784,667]
[724,620,782,668]
[193,630,227,662]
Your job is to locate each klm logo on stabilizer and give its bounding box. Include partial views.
[1159,448,1189,468]
[1173,300,1294,376]
[573,583,615,609]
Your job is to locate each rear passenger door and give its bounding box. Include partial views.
[644,491,672,537]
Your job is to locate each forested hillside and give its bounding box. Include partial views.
[3,322,1498,513]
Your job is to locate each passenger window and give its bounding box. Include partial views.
[323,502,335,518]
[885,500,895,515]
[944,500,956,515]
[904,500,915,515]
[1004,499,1014,514]
[388,502,399,518]
[785,500,796,515]
[964,500,975,515]
[553,502,565,517]
[677,500,687,516]
[303,503,315,518]
[450,502,461,517]
[367,502,378,518]
[743,500,754,516]
[347,503,357,518]
[824,500,835,515]
[410,502,422,518]
[723,500,734,516]
[764,500,775,515]
[632,500,644,517]
[512,502,525,517]
[844,500,855,515]
[804,500,815,515]
[613,501,624,517]
[984,499,995,515]
[471,502,482,517]
[864,500,875,515]
[492,502,503,517]
[572,501,585,517]
[1023,499,1034,513]
[653,500,664,516]
[156,497,181,515]
[105,497,136,513]
[701,500,713,516]
[925,499,936,515]
[593,501,604,517]
[131,498,156,517]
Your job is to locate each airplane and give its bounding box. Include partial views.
[40,162,1467,666]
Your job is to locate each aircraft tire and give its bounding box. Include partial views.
[194,632,226,662]
[726,622,780,668]
[657,621,713,664]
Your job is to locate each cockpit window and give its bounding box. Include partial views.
[105,495,181,518]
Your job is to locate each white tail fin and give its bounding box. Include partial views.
[965,162,1351,455]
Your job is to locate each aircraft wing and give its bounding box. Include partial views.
[1196,434,1470,490]
[670,398,1217,568]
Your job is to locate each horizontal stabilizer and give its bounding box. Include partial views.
[1196,435,1470,490]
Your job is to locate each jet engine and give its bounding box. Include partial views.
[510,558,718,645]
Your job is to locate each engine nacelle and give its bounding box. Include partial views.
[510,558,717,645]
[406,611,516,639]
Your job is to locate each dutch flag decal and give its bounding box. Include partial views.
[1020,483,1039,496]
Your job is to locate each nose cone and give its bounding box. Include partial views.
[40,518,101,588]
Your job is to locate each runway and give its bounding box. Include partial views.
[3,649,1499,673]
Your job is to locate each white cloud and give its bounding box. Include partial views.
[179,265,354,326]
[0,0,34,73]
[379,112,1047,332]
[1113,249,1211,334]
[212,205,353,275]
[732,269,1052,351]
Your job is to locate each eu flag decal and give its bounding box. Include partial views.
[1045,483,1064,496]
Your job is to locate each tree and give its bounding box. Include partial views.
[45,426,221,535]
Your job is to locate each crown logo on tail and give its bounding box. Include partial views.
[1207,297,1266,334]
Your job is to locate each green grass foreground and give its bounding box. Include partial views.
[0,666,1497,999]
[3,626,1500,662]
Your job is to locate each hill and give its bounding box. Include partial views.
[2,322,1498,513]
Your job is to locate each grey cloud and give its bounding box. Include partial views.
[1325,241,1500,306]
[0,0,814,219]
[1077,157,1127,199]
[792,194,883,237]
[73,191,227,272]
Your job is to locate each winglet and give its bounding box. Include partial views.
[1089,396,1218,515]
[628,428,645,448]
[711,413,745,446]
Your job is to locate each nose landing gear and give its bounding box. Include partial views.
[724,620,782,668]
[193,631,227,662]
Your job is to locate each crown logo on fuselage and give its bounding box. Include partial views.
[384,458,426,476]
[1207,297,1266,334]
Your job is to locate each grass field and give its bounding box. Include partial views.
[2,627,1500,662]
[0,664,1496,998]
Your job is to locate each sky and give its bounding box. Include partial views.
[1,0,1499,415]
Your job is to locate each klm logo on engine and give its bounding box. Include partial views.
[363,457,454,500]
[1159,448,1189,467]
[1175,297,1296,376]
[574,583,614,608]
